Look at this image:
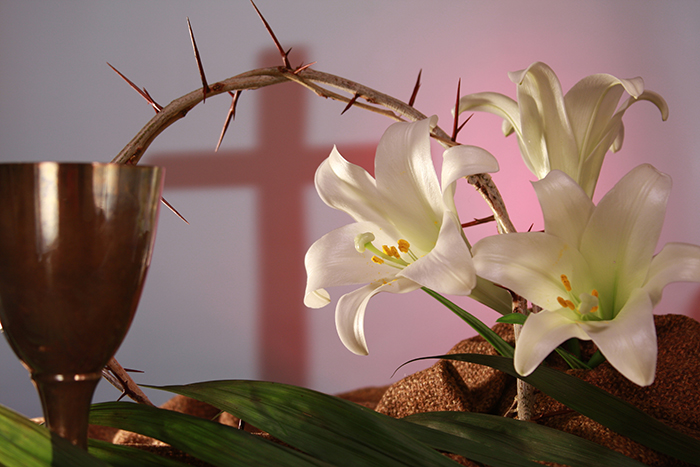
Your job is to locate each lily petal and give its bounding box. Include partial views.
[580,288,657,386]
[399,211,476,295]
[314,147,390,230]
[335,278,420,355]
[514,309,589,377]
[580,164,671,315]
[563,74,630,173]
[374,116,443,252]
[304,221,402,308]
[532,170,594,248]
[566,86,668,196]
[473,232,593,311]
[441,144,499,209]
[460,62,668,198]
[644,242,700,306]
[511,62,579,179]
[616,90,670,122]
[456,92,521,137]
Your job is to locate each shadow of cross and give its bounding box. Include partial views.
[149,49,375,386]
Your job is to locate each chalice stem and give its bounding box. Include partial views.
[33,372,102,449]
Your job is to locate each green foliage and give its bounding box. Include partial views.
[405,411,646,467]
[422,287,515,358]
[0,404,108,467]
[1,288,696,466]
[89,402,330,467]
[433,353,700,465]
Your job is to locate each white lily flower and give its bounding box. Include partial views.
[472,164,700,386]
[457,62,669,197]
[304,116,499,355]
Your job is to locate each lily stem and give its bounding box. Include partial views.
[511,294,534,421]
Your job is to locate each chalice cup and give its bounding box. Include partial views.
[0,162,164,449]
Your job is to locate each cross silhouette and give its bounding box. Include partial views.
[149,50,375,386]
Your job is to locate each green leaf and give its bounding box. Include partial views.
[405,411,646,467]
[587,349,605,368]
[496,313,526,325]
[145,381,459,467]
[553,348,591,370]
[423,287,514,358]
[427,353,700,465]
[88,439,189,467]
[468,275,514,315]
[0,403,109,467]
[89,402,331,467]
[147,380,548,467]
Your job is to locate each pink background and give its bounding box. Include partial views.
[1,1,698,417]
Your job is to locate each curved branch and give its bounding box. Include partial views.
[112,66,454,165]
[111,65,513,233]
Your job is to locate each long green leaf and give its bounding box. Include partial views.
[405,411,646,467]
[427,353,700,465]
[0,404,109,467]
[389,416,544,467]
[89,402,331,467]
[146,381,459,467]
[88,439,189,467]
[423,288,515,358]
[148,380,548,467]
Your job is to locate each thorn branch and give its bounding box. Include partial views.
[451,78,461,141]
[341,92,360,115]
[216,90,242,152]
[250,0,291,69]
[187,17,211,102]
[107,62,163,113]
[408,69,422,107]
[461,214,496,228]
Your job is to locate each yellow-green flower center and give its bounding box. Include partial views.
[354,232,417,269]
[556,274,601,319]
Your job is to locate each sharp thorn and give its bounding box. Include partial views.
[461,214,496,228]
[456,113,473,135]
[107,62,163,112]
[216,90,242,152]
[408,69,422,107]
[187,17,210,103]
[250,0,291,68]
[341,92,360,115]
[141,88,163,113]
[161,196,190,225]
[451,78,462,141]
[293,61,316,74]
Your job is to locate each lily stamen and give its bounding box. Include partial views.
[556,274,600,317]
[354,232,410,267]
[382,245,400,259]
[398,239,419,261]
[560,274,572,292]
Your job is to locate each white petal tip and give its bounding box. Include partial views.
[304,289,331,308]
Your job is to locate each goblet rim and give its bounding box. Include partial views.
[0,161,161,170]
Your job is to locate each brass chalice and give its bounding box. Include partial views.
[0,162,164,449]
